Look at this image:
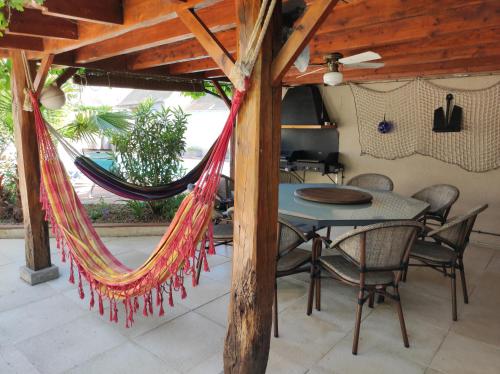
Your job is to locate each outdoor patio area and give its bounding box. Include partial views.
[1,232,499,374]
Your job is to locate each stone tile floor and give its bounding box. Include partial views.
[0,233,499,374]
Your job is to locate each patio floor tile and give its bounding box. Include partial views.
[429,332,500,374]
[134,312,225,373]
[15,314,127,374]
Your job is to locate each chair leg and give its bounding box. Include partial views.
[352,289,364,355]
[315,272,321,311]
[326,226,331,240]
[451,265,458,321]
[307,265,315,316]
[458,258,469,304]
[195,251,203,285]
[368,292,374,308]
[274,280,279,338]
[394,286,410,348]
[402,264,409,282]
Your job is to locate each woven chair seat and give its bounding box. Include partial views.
[319,255,394,285]
[411,240,457,264]
[277,248,311,273]
[213,223,233,240]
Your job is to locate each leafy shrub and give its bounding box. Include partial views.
[111,99,188,219]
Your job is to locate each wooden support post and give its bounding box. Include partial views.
[10,51,57,284]
[223,0,281,372]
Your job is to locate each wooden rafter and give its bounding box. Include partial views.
[41,0,211,55]
[8,8,78,40]
[211,79,231,108]
[33,54,54,96]
[271,0,338,86]
[0,35,44,51]
[284,55,500,85]
[37,0,124,25]
[55,67,78,87]
[74,0,235,64]
[176,7,236,84]
[311,1,500,54]
[128,29,236,70]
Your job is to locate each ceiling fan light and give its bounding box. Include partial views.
[323,71,343,86]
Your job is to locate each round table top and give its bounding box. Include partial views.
[279,183,429,226]
[295,187,373,205]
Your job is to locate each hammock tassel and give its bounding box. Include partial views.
[148,292,153,315]
[113,301,119,323]
[168,284,174,307]
[78,271,85,299]
[98,294,104,315]
[89,286,95,309]
[142,296,149,317]
[69,260,75,284]
[134,297,139,312]
[208,223,215,255]
[180,285,187,300]
[203,253,210,272]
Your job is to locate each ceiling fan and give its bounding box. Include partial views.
[297,51,385,85]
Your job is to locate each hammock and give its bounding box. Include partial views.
[24,0,277,326]
[51,126,214,201]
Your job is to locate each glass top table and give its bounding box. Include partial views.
[279,183,429,227]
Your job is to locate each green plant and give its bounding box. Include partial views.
[126,200,148,221]
[0,1,45,34]
[58,105,131,144]
[112,98,188,219]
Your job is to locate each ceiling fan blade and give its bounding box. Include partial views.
[339,51,381,65]
[296,67,326,79]
[343,62,385,70]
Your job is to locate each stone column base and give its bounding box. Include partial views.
[20,265,59,285]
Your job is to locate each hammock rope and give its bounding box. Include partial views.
[22,0,277,326]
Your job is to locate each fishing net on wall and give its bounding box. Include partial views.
[350,79,500,172]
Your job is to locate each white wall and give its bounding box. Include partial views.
[306,74,500,247]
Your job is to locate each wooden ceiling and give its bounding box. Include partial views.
[2,0,499,86]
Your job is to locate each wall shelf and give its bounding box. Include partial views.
[281,124,337,129]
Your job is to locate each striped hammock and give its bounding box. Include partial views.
[30,89,245,327]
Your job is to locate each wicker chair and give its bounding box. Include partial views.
[215,174,234,211]
[409,204,488,321]
[309,220,422,354]
[346,173,394,191]
[274,217,318,338]
[412,184,460,225]
[195,208,234,283]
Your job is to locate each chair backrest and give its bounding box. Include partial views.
[332,221,423,271]
[412,184,459,220]
[428,204,488,253]
[277,217,308,258]
[217,175,234,201]
[346,173,394,191]
[280,170,303,184]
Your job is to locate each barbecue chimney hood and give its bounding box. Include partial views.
[281,85,330,126]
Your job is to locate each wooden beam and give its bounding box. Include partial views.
[284,55,500,85]
[211,79,231,108]
[55,67,78,87]
[311,1,500,54]
[311,27,500,64]
[8,8,78,40]
[72,71,205,91]
[315,0,486,36]
[128,29,236,70]
[0,35,44,51]
[39,0,124,25]
[224,0,281,372]
[271,0,338,85]
[166,57,221,75]
[176,7,236,83]
[10,51,51,272]
[41,0,212,55]
[33,54,54,96]
[75,0,235,64]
